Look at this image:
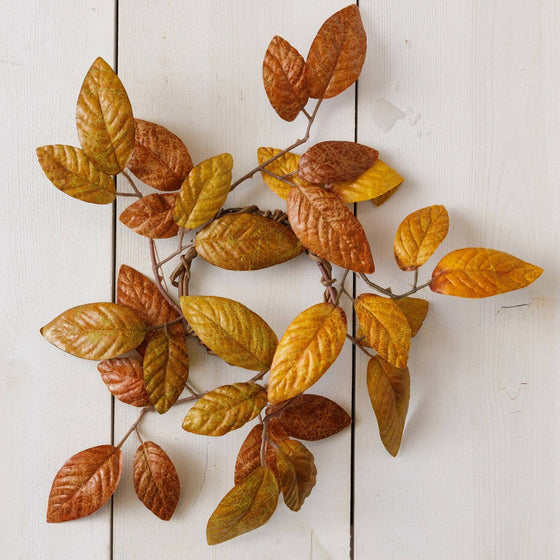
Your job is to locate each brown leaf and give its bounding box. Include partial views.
[76,57,135,174]
[127,119,193,191]
[119,193,179,239]
[195,213,304,270]
[304,5,367,99]
[431,248,543,298]
[36,145,115,204]
[263,36,308,122]
[207,466,279,545]
[394,205,449,270]
[97,358,150,406]
[287,185,374,273]
[367,356,410,456]
[133,441,180,520]
[47,445,122,522]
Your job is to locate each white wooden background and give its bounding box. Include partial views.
[1,1,558,558]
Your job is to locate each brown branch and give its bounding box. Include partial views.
[149,238,183,316]
[121,170,144,198]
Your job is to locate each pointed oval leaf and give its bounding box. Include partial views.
[133,441,180,520]
[195,213,304,270]
[36,145,115,204]
[76,57,134,174]
[97,358,150,406]
[174,153,233,229]
[268,303,347,404]
[354,294,411,369]
[207,466,279,545]
[41,303,146,360]
[127,119,193,190]
[304,5,367,99]
[394,205,450,270]
[180,295,278,371]
[47,445,122,522]
[119,193,179,239]
[431,248,543,298]
[367,356,410,456]
[287,185,375,273]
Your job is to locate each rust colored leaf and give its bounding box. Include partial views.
[396,297,429,337]
[119,193,179,239]
[97,358,150,406]
[174,153,233,229]
[41,303,145,360]
[133,441,180,520]
[268,303,347,403]
[431,248,543,298]
[76,57,134,174]
[354,294,411,369]
[183,383,267,436]
[127,119,193,191]
[36,145,115,204]
[367,356,410,456]
[373,183,402,206]
[394,205,449,270]
[263,36,308,122]
[304,5,367,99]
[195,213,304,270]
[47,445,122,522]
[207,466,279,545]
[287,185,374,273]
[180,295,278,371]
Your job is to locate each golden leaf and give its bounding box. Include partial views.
[394,205,449,270]
[119,193,179,239]
[183,383,267,436]
[287,185,375,273]
[207,466,279,545]
[36,145,115,204]
[195,213,304,270]
[373,183,402,206]
[431,248,543,298]
[395,297,429,337]
[76,57,135,174]
[41,303,146,360]
[97,358,151,407]
[173,153,233,229]
[180,295,278,371]
[354,294,411,368]
[268,303,347,403]
[367,356,410,457]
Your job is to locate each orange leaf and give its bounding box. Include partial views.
[304,5,367,99]
[431,248,543,298]
[47,445,122,522]
[287,185,374,273]
[119,193,179,239]
[97,358,150,406]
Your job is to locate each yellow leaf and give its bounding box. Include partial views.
[174,153,233,229]
[395,297,429,337]
[372,183,402,206]
[268,303,347,403]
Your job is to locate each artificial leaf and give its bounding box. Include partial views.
[41,303,145,360]
[268,303,347,403]
[183,383,267,436]
[394,205,449,270]
[263,36,308,122]
[47,445,122,522]
[395,297,429,337]
[328,159,404,203]
[287,185,375,273]
[431,248,543,298]
[298,141,378,184]
[36,145,115,204]
[275,439,316,511]
[127,119,193,190]
[367,356,410,456]
[304,5,367,99]
[133,441,180,520]
[180,295,278,371]
[119,193,179,239]
[373,183,401,206]
[174,153,233,229]
[76,57,134,174]
[207,466,279,545]
[144,328,189,414]
[97,358,150,406]
[195,213,304,270]
[354,294,411,368]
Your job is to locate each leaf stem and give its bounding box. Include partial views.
[155,242,194,268]
[359,273,432,299]
[346,334,375,358]
[116,191,141,198]
[145,317,184,332]
[116,407,146,449]
[248,370,268,383]
[121,170,144,198]
[149,239,184,317]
